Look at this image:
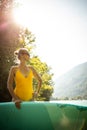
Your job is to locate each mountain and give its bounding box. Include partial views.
[53,62,87,99]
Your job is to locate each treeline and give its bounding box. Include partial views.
[52,95,87,100]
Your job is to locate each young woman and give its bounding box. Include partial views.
[7,48,42,108]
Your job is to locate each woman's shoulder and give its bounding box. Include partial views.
[28,65,34,70]
[10,65,19,72]
[28,65,38,75]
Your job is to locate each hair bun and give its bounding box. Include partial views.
[14,51,19,56]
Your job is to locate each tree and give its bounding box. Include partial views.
[30,56,54,101]
[0,0,21,101]
[0,0,54,101]
[18,28,54,101]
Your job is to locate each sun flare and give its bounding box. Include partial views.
[12,2,35,28]
[12,0,87,79]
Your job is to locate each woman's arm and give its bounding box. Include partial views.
[7,66,20,101]
[30,66,42,93]
[7,66,21,109]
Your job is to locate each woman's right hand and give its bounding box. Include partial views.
[12,97,22,109]
[15,100,21,109]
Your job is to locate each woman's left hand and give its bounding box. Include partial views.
[33,92,38,100]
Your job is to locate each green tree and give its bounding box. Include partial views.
[17,28,54,101]
[0,0,21,101]
[30,56,54,101]
[18,27,54,101]
[0,0,54,101]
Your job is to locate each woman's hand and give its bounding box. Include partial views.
[12,97,22,109]
[33,91,38,100]
[14,100,22,109]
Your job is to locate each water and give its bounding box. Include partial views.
[50,100,87,107]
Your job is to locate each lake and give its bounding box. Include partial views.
[50,100,87,107]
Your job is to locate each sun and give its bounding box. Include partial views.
[12,1,35,29]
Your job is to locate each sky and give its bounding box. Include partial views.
[14,0,87,80]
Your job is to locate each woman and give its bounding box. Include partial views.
[7,48,42,108]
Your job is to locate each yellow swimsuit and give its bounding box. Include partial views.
[14,69,34,101]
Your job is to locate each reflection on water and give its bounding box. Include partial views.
[60,113,70,127]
